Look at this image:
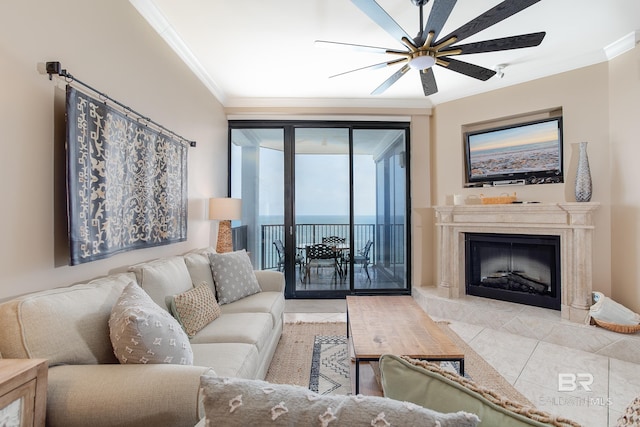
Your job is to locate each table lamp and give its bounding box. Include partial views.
[208,197,242,253]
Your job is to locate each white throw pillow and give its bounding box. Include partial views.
[109,283,193,365]
[200,375,480,427]
[209,250,261,305]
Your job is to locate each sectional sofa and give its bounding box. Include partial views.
[0,248,284,427]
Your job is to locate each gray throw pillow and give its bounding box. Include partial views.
[208,250,261,305]
[109,282,193,365]
[200,375,480,427]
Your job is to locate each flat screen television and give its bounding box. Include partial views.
[464,117,564,186]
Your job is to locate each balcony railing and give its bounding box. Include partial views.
[261,223,375,270]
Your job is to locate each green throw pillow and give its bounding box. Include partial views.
[379,354,580,427]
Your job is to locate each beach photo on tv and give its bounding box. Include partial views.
[467,120,562,180]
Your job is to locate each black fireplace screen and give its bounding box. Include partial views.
[465,233,561,310]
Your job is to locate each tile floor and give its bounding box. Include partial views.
[284,292,640,427]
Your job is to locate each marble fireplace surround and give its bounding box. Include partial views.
[434,203,600,323]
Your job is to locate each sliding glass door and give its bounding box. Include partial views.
[353,129,407,290]
[294,128,350,293]
[229,121,410,298]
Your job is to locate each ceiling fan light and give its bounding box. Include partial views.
[408,54,436,70]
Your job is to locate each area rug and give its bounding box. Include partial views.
[265,321,532,406]
[309,335,350,395]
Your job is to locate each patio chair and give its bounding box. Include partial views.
[349,239,373,280]
[304,243,340,282]
[273,239,304,273]
[322,236,346,246]
[322,236,347,275]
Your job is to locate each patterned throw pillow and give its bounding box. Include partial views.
[209,250,261,305]
[169,283,221,338]
[109,282,193,365]
[200,375,480,427]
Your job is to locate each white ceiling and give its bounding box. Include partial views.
[131,0,640,109]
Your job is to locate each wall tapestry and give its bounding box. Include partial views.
[66,86,188,265]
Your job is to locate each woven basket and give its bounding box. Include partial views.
[591,317,640,334]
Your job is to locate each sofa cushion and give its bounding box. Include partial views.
[208,250,261,305]
[379,354,580,427]
[183,251,216,296]
[109,283,193,365]
[169,283,221,338]
[192,343,260,379]
[0,273,134,366]
[199,376,480,427]
[219,291,285,326]
[189,312,273,353]
[129,256,193,311]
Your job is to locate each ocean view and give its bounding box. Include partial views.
[259,215,377,225]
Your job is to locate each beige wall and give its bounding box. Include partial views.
[430,63,614,303]
[609,44,640,313]
[0,0,228,301]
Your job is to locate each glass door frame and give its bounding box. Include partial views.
[228,120,412,299]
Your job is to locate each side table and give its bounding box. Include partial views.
[0,359,48,427]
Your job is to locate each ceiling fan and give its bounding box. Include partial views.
[317,0,546,96]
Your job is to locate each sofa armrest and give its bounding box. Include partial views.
[47,364,213,427]
[254,270,285,293]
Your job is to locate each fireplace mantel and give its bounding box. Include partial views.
[434,202,600,322]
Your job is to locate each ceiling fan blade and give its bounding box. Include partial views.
[371,64,411,95]
[351,0,412,45]
[436,0,542,45]
[421,0,458,44]
[442,32,546,55]
[329,58,406,78]
[420,68,439,96]
[315,40,402,55]
[440,57,496,81]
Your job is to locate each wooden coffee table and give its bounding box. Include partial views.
[346,295,464,394]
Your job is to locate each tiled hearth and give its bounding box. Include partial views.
[434,203,600,322]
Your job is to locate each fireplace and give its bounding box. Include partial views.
[433,202,599,322]
[465,233,561,310]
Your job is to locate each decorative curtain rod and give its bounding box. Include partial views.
[45,61,196,147]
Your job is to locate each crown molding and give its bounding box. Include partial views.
[223,97,432,110]
[129,0,227,104]
[604,30,640,61]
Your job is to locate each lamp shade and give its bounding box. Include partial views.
[208,198,242,221]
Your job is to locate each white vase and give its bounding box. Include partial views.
[575,141,592,202]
